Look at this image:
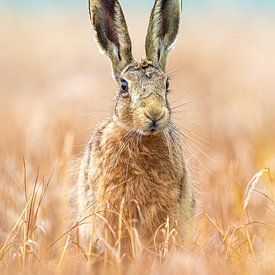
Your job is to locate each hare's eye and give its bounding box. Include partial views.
[120,79,128,94]
[166,79,170,92]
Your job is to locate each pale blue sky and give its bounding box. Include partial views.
[1,0,275,9]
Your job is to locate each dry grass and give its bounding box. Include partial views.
[1,9,275,274]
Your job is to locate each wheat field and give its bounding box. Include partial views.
[0,7,275,275]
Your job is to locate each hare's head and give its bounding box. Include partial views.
[89,0,181,135]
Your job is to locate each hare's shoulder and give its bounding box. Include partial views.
[88,119,112,150]
[78,119,112,188]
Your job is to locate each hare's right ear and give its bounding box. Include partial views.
[145,0,182,71]
[89,0,133,80]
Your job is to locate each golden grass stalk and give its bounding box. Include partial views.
[243,168,271,210]
[204,213,242,261]
[0,198,32,260]
[245,226,255,260]
[57,220,78,269]
[88,190,101,261]
[117,198,125,260]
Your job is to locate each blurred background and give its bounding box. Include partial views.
[0,0,275,273]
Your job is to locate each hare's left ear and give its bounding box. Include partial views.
[145,0,182,71]
[89,0,133,80]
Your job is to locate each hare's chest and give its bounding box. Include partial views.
[90,145,180,208]
[91,141,181,185]
[88,129,183,205]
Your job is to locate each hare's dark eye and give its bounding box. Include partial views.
[166,79,170,92]
[120,79,128,94]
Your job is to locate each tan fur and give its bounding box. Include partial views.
[76,0,195,252]
[89,0,133,80]
[145,0,182,70]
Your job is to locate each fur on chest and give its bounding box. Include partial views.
[87,124,184,229]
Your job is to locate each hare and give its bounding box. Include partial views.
[76,0,195,251]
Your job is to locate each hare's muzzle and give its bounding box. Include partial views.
[144,107,168,134]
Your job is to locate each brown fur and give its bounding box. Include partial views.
[76,0,194,253]
[145,0,182,70]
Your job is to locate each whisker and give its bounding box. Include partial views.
[182,127,210,146]
[181,138,213,176]
[165,59,184,75]
[169,89,194,105]
[77,109,111,117]
[166,66,186,77]
[175,127,209,150]
[170,100,193,110]
[166,124,183,159]
[172,125,210,158]
[97,95,114,102]
[168,122,215,176]
[170,92,212,113]
[171,116,203,127]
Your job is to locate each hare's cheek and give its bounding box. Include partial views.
[116,97,130,116]
[131,110,146,129]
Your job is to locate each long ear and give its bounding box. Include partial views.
[89,0,133,80]
[145,0,182,71]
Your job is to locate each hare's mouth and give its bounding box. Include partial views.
[135,122,165,136]
[136,129,161,136]
[148,121,160,134]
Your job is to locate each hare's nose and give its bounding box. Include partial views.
[145,109,165,122]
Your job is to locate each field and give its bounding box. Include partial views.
[0,8,275,274]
